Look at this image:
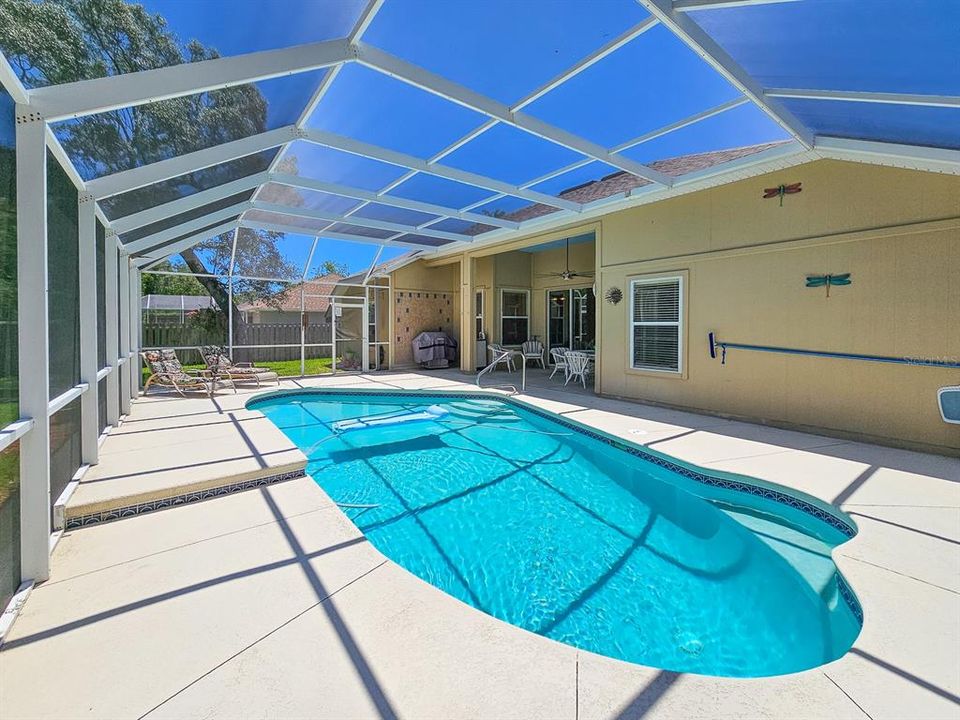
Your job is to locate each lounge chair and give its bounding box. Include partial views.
[199,345,280,387]
[521,340,546,369]
[141,349,218,397]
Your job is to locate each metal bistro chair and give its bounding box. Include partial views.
[549,347,569,380]
[521,339,546,369]
[487,343,518,372]
[564,351,591,389]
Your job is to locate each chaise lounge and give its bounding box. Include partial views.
[199,345,281,387]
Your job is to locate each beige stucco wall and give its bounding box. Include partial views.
[390,261,461,368]
[596,159,960,453]
[530,242,596,342]
[392,158,959,453]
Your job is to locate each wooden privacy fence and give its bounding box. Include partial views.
[142,322,333,363]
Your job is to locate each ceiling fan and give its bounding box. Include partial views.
[537,238,594,281]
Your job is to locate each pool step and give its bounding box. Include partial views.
[444,400,518,423]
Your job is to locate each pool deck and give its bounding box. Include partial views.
[2,370,958,719]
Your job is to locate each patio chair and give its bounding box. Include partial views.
[549,347,569,380]
[141,349,214,397]
[564,351,591,389]
[487,343,518,372]
[521,340,546,369]
[199,346,280,387]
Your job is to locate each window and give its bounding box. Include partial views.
[475,289,484,339]
[500,289,529,346]
[630,276,683,373]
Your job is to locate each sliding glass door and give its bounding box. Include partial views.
[547,287,595,358]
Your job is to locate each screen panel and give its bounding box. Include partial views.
[47,151,81,399]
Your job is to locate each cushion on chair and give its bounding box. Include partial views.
[160,349,184,374]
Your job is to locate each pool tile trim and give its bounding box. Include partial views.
[63,469,307,530]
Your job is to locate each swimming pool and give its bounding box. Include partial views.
[249,390,862,678]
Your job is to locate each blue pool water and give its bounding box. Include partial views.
[250,391,861,677]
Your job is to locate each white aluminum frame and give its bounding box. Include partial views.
[765,88,960,109]
[636,0,815,148]
[28,39,352,121]
[15,110,52,583]
[5,0,960,601]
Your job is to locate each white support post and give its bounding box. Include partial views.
[300,284,306,377]
[331,300,337,374]
[228,227,237,356]
[104,231,120,426]
[15,108,51,583]
[129,265,141,397]
[118,253,131,415]
[361,295,369,374]
[78,193,99,464]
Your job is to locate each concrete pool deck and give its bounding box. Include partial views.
[1,371,958,719]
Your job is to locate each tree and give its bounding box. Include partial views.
[312,259,349,278]
[0,0,307,341]
[140,259,205,296]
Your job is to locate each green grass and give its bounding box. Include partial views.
[141,357,334,385]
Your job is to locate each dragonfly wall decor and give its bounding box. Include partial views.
[763,182,802,206]
[806,273,851,297]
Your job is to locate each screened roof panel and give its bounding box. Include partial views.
[364,0,650,104]
[327,223,399,241]
[53,69,327,180]
[350,202,438,227]
[257,182,360,215]
[388,233,454,248]
[620,103,790,166]
[155,247,228,275]
[4,0,953,267]
[244,209,329,234]
[428,218,497,236]
[527,161,617,197]
[524,25,743,148]
[779,101,960,151]
[232,229,313,280]
[442,123,587,187]
[140,220,238,258]
[282,141,408,191]
[385,173,493,209]
[141,0,366,55]
[100,148,279,219]
[469,195,534,218]
[305,63,488,158]
[119,191,252,245]
[690,1,960,97]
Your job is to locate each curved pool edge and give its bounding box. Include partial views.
[246,386,865,630]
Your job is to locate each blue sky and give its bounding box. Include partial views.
[134,0,959,273]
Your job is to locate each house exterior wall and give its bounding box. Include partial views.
[595,159,959,454]
[390,261,460,368]
[396,158,959,454]
[530,242,596,344]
